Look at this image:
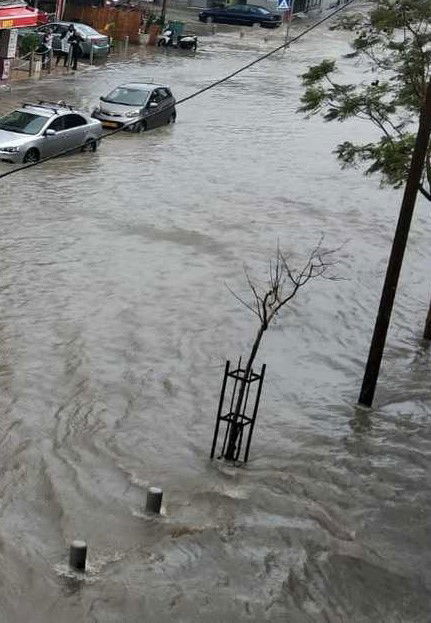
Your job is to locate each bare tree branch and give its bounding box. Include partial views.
[225,283,260,318]
[224,238,340,461]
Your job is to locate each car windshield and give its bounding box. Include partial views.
[0,110,47,135]
[103,87,150,106]
[75,24,99,36]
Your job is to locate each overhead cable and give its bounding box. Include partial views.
[0,0,356,181]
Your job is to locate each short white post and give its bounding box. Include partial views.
[66,47,72,69]
[89,44,94,65]
[29,50,34,76]
[34,57,42,77]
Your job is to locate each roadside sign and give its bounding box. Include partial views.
[0,29,17,58]
[277,0,291,9]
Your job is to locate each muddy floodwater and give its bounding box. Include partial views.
[0,15,430,623]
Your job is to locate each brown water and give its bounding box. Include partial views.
[0,18,430,622]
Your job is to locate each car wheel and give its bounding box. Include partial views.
[23,148,40,164]
[82,138,98,153]
[167,112,176,124]
[132,120,147,133]
[206,15,215,23]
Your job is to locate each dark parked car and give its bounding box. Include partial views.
[198,4,282,28]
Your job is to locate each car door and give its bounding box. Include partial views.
[247,6,262,24]
[61,113,88,152]
[156,88,174,125]
[40,115,65,158]
[222,5,244,24]
[52,24,68,52]
[146,89,165,129]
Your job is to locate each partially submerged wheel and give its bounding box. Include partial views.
[81,138,98,152]
[206,15,215,23]
[23,148,40,164]
[132,120,147,133]
[167,112,176,124]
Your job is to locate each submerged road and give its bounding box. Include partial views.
[0,19,430,622]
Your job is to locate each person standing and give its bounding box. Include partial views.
[68,27,84,71]
[41,28,53,69]
[56,27,71,67]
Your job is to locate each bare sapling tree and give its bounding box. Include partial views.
[224,238,338,461]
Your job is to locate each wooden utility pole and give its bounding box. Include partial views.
[358,80,431,407]
[284,0,295,47]
[160,0,167,26]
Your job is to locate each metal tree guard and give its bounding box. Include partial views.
[210,358,266,463]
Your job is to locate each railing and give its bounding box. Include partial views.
[11,48,57,78]
[13,49,48,75]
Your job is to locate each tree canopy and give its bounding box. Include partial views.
[298,0,431,200]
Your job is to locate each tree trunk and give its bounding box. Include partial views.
[224,324,265,461]
[358,79,431,407]
[424,297,431,340]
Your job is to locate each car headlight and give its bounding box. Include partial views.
[93,105,101,113]
[125,110,140,118]
[1,146,20,153]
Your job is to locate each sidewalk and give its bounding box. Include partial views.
[1,11,282,94]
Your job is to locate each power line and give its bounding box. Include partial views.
[0,0,356,181]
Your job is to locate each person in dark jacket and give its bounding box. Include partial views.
[68,27,84,71]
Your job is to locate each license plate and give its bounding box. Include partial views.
[103,121,119,128]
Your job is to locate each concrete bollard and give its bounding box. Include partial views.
[69,540,87,571]
[124,35,129,54]
[89,44,94,65]
[47,49,53,74]
[34,58,42,78]
[145,487,163,514]
[28,51,34,76]
[239,29,244,38]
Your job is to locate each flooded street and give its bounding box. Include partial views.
[0,16,430,622]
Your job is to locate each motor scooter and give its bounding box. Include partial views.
[157,28,197,51]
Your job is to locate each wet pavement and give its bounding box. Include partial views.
[0,15,430,623]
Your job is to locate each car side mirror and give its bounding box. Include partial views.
[148,101,158,108]
[45,129,56,136]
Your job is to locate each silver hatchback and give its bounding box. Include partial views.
[92,82,176,132]
[0,101,103,164]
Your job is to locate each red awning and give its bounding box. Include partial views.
[0,5,47,28]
